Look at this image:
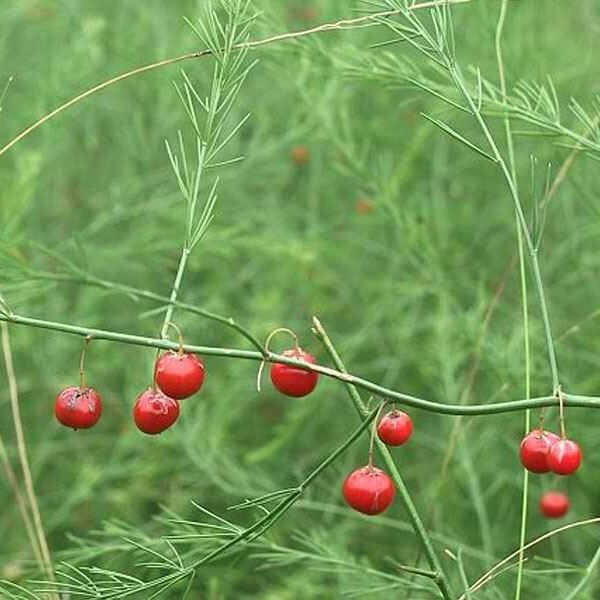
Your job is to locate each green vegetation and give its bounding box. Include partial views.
[1,0,600,598]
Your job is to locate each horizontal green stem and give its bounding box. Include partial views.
[1,310,599,416]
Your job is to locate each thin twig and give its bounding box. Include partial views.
[564,543,600,600]
[0,0,471,159]
[459,518,600,599]
[0,436,44,569]
[1,323,56,594]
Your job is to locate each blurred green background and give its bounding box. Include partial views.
[1,0,600,598]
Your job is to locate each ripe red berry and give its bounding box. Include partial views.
[342,466,396,515]
[377,410,413,446]
[133,389,180,435]
[270,349,318,397]
[539,491,570,518]
[55,386,102,429]
[548,439,582,475]
[155,351,205,399]
[519,429,560,473]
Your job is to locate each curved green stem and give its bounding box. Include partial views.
[2,310,600,416]
[31,270,266,354]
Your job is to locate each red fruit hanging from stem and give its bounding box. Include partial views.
[55,386,102,429]
[519,429,560,473]
[55,336,102,430]
[342,465,396,515]
[548,439,582,475]
[270,348,319,397]
[377,410,413,446]
[133,389,180,435]
[155,351,205,399]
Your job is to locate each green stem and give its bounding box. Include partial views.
[531,253,559,391]
[450,70,560,392]
[494,3,532,597]
[564,544,600,600]
[31,270,266,353]
[84,407,381,599]
[515,219,531,600]
[190,405,380,566]
[161,246,191,339]
[2,310,600,416]
[456,548,472,600]
[312,316,454,600]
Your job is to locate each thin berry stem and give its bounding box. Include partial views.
[152,348,161,392]
[557,386,567,439]
[367,401,387,468]
[79,336,92,390]
[264,328,300,353]
[165,321,185,355]
[257,327,301,392]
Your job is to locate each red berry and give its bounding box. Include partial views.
[342,466,396,515]
[548,439,582,475]
[270,349,318,397]
[155,351,205,399]
[133,389,180,435]
[55,386,102,429]
[291,145,310,166]
[377,410,413,446]
[519,429,559,473]
[539,491,570,518]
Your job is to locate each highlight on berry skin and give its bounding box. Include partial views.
[342,465,396,516]
[133,388,180,435]
[270,348,319,398]
[377,410,413,446]
[519,429,560,474]
[547,439,582,476]
[155,350,205,400]
[539,491,570,519]
[55,386,103,430]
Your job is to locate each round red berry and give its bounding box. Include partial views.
[377,410,413,446]
[270,349,318,397]
[519,429,559,473]
[133,389,180,435]
[539,491,570,518]
[548,439,582,475]
[342,466,396,515]
[291,145,310,166]
[155,351,205,400]
[55,386,102,429]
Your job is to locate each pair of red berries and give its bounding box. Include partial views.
[55,351,205,434]
[342,410,414,516]
[134,351,205,434]
[539,490,570,519]
[520,429,582,475]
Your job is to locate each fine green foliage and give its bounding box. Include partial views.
[1,0,600,599]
